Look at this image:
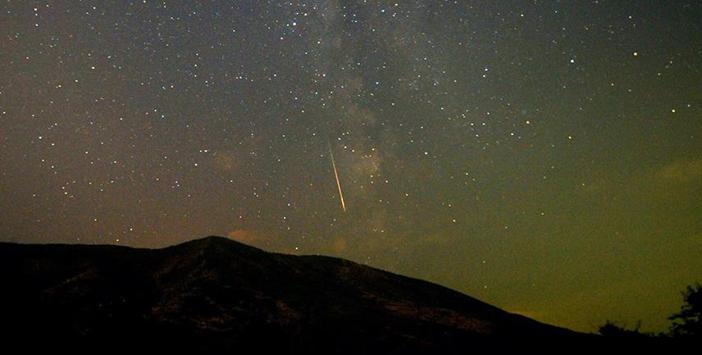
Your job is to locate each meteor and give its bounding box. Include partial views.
[328,141,347,212]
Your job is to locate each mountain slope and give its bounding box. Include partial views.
[0,236,581,352]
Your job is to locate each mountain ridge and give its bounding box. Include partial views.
[0,236,583,353]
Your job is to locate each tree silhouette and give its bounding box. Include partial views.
[669,283,702,337]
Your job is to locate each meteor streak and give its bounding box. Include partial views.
[328,141,347,212]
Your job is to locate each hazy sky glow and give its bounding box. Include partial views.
[1,1,701,332]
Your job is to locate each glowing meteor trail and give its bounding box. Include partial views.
[328,141,347,212]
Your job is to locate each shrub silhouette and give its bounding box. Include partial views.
[599,320,648,337]
[669,283,702,337]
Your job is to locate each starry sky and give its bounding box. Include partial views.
[2,0,701,333]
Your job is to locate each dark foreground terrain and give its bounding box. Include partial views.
[0,236,671,353]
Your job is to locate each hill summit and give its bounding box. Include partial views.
[0,236,579,352]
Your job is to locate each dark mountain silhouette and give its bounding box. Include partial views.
[1,236,585,353]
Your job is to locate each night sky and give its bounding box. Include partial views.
[2,1,701,333]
